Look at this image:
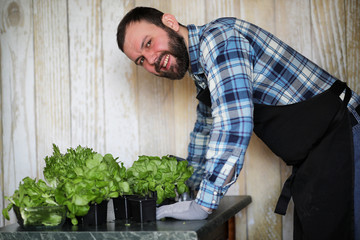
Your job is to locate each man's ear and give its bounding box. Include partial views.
[161,14,180,32]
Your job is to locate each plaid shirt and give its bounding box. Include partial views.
[186,17,360,209]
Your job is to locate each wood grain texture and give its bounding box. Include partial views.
[0,0,37,225]
[0,41,2,227]
[136,67,176,156]
[311,0,346,81]
[346,0,360,94]
[101,0,139,168]
[68,0,106,153]
[206,0,241,19]
[33,0,71,179]
[0,1,359,237]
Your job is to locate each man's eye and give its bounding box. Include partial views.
[146,40,151,47]
[139,57,145,65]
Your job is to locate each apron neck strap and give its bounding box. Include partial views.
[329,80,352,106]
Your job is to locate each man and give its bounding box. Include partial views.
[117,7,359,239]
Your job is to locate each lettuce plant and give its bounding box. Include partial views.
[126,155,194,204]
[43,144,130,225]
[2,177,62,226]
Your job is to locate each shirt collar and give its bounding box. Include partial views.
[187,24,204,76]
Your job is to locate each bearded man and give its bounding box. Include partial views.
[117,7,360,240]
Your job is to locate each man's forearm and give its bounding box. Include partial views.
[200,166,235,212]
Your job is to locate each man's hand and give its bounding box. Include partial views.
[156,200,211,220]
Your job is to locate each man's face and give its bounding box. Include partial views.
[123,20,189,80]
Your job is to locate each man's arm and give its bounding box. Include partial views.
[186,101,213,190]
[157,19,254,220]
[194,24,254,210]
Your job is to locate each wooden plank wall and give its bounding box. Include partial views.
[0,0,359,239]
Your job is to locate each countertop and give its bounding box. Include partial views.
[0,195,252,240]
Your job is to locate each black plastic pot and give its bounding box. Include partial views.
[113,195,134,220]
[128,196,156,222]
[78,200,108,226]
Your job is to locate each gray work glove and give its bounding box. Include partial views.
[156,200,210,220]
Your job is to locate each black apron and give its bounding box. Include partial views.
[253,80,354,240]
[197,80,354,239]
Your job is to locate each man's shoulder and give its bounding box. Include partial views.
[189,17,246,40]
[196,17,250,49]
[196,17,237,44]
[199,17,253,41]
[203,17,237,32]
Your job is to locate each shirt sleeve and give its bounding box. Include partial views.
[186,101,213,190]
[195,26,254,209]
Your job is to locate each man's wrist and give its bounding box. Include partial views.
[200,205,213,213]
[195,180,223,209]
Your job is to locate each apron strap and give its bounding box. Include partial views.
[196,87,212,108]
[329,80,352,106]
[275,166,298,215]
[274,80,351,216]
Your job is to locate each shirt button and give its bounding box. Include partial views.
[212,200,216,204]
[214,191,217,195]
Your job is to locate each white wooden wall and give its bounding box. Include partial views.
[1,0,359,239]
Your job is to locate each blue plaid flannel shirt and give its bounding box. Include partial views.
[186,17,360,209]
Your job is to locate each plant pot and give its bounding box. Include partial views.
[14,205,67,230]
[128,196,156,222]
[113,195,135,220]
[78,200,108,226]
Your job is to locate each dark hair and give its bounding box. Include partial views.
[116,7,165,52]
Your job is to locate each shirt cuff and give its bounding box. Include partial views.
[194,179,226,209]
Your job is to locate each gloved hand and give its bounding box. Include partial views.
[156,200,211,220]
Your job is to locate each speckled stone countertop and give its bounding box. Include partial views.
[0,195,251,240]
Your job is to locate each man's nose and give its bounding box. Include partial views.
[144,51,157,65]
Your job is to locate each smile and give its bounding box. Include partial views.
[163,54,170,68]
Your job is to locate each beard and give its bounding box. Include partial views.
[154,27,189,80]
